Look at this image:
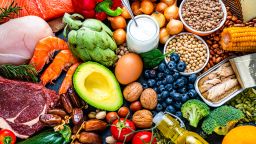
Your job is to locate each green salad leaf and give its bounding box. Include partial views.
[140,49,174,69]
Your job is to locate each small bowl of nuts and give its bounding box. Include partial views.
[179,0,227,36]
[164,32,209,75]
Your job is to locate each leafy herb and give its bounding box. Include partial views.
[0,64,38,82]
[0,1,22,21]
[140,49,174,69]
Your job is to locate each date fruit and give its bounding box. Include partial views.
[72,108,84,125]
[47,108,67,118]
[78,132,102,144]
[83,119,107,132]
[68,88,81,107]
[61,93,73,113]
[39,114,62,126]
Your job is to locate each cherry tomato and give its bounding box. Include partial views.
[132,131,157,144]
[118,106,130,118]
[0,129,16,144]
[106,112,118,123]
[130,101,142,112]
[111,118,136,142]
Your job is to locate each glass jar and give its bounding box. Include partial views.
[126,15,159,53]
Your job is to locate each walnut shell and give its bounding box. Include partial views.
[123,82,143,102]
[140,88,157,110]
[132,109,153,128]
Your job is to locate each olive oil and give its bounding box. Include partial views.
[153,112,209,144]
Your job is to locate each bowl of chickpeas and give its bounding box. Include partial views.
[164,32,210,75]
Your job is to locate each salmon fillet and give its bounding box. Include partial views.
[0,0,74,21]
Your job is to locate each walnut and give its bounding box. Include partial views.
[140,88,157,110]
[132,110,153,128]
[123,82,143,102]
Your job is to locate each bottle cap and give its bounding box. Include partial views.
[153,112,164,126]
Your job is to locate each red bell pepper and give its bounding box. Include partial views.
[72,0,122,21]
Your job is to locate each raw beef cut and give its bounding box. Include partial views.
[0,77,59,139]
[0,0,74,22]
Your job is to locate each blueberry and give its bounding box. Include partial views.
[188,74,197,83]
[173,71,180,80]
[166,105,176,114]
[166,75,174,84]
[180,76,188,84]
[181,93,190,102]
[172,93,181,101]
[169,88,176,95]
[148,79,156,87]
[144,70,151,79]
[158,93,163,100]
[162,102,167,108]
[174,101,182,109]
[187,84,194,90]
[178,87,187,94]
[157,73,165,79]
[156,104,163,111]
[177,61,187,72]
[167,61,177,70]
[158,62,166,72]
[162,78,167,85]
[153,87,159,93]
[162,91,169,99]
[142,82,148,89]
[187,89,197,98]
[175,111,182,118]
[165,84,173,90]
[158,96,163,102]
[156,81,162,86]
[166,97,173,104]
[170,53,180,63]
[173,78,186,89]
[159,85,165,92]
[149,70,157,78]
[164,69,171,74]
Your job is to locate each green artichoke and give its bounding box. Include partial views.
[63,13,117,67]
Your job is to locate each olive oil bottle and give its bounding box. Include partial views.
[153,112,209,144]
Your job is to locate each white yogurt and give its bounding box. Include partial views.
[127,15,159,53]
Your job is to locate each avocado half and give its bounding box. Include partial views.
[73,62,123,111]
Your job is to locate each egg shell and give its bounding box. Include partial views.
[115,53,143,85]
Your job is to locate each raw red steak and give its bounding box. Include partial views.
[0,77,59,139]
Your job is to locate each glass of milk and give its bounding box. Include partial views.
[127,15,160,53]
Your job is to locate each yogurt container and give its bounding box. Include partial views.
[126,15,160,53]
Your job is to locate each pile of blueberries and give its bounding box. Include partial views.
[141,53,198,117]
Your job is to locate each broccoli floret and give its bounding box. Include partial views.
[201,106,244,135]
[181,99,210,127]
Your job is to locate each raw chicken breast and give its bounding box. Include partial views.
[0,16,54,65]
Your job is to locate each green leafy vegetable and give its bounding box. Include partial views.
[0,1,22,21]
[140,49,174,69]
[0,64,38,82]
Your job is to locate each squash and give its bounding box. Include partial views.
[222,125,256,144]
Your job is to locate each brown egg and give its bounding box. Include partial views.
[115,53,143,85]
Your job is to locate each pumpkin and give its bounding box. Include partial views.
[222,125,256,144]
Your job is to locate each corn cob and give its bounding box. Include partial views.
[220,27,256,52]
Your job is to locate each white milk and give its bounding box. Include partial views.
[127,15,159,53]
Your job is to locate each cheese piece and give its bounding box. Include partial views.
[240,0,256,22]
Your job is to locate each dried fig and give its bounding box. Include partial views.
[132,109,153,128]
[140,88,157,110]
[123,82,143,102]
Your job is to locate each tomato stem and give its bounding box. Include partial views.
[4,136,12,144]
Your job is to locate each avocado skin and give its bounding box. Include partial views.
[73,62,123,111]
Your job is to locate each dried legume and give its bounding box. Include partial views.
[166,33,208,73]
